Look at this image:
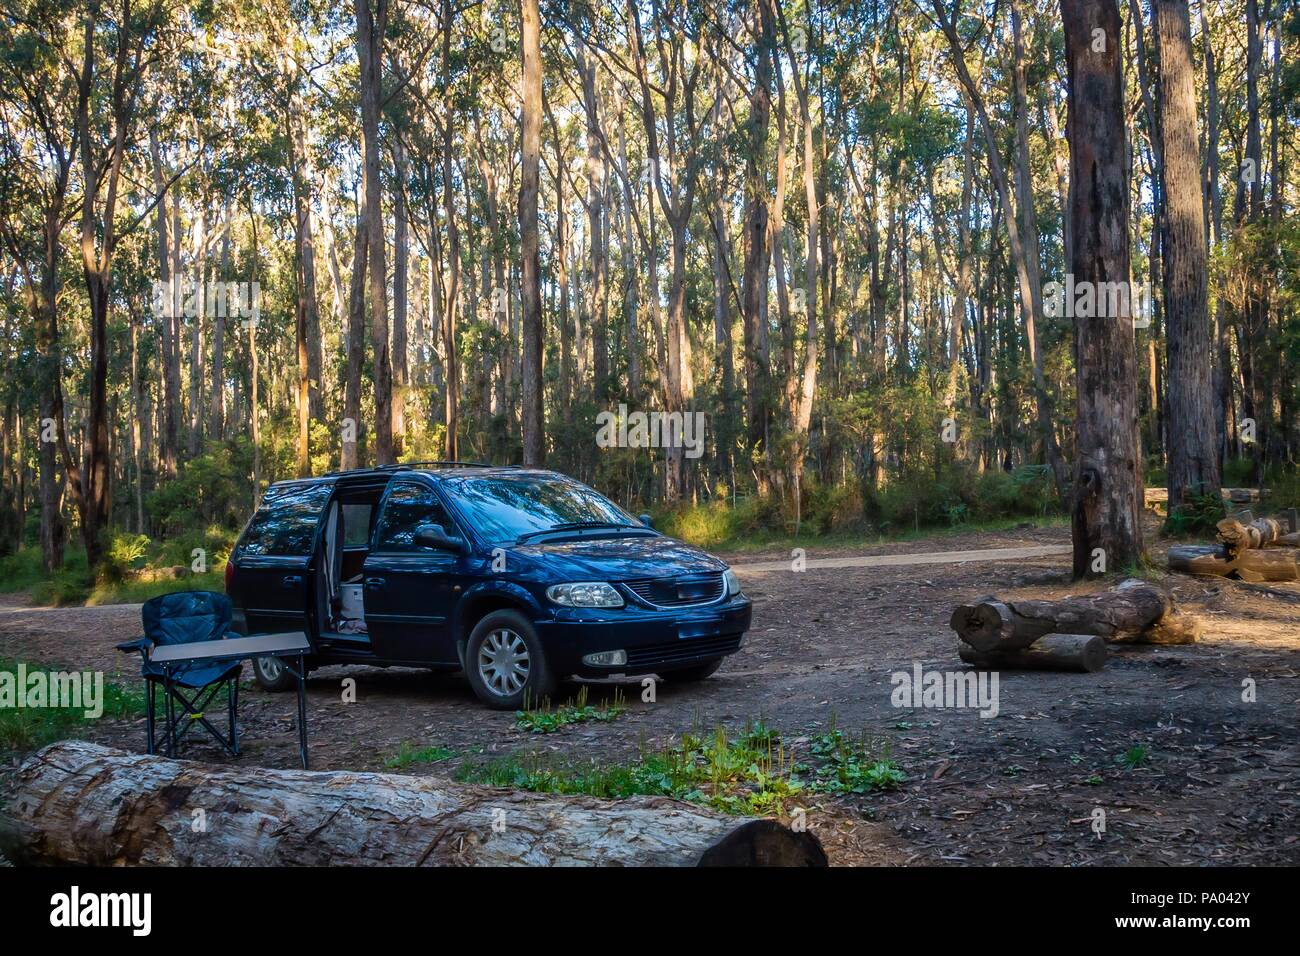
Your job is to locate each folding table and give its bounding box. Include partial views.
[150,631,313,769]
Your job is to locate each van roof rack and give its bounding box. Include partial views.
[374,460,514,470]
[322,461,520,478]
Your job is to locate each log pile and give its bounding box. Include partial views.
[0,741,827,867]
[950,579,1202,672]
[1165,509,1300,582]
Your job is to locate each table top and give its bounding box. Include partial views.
[149,631,311,664]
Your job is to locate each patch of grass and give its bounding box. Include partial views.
[805,726,906,795]
[0,547,54,594]
[515,685,626,734]
[85,570,227,607]
[459,718,904,815]
[1118,745,1151,770]
[0,659,147,754]
[0,542,228,607]
[384,742,457,769]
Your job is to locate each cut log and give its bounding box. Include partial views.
[949,579,1177,651]
[1167,543,1299,582]
[1168,543,1235,576]
[0,741,827,867]
[958,633,1107,672]
[1232,548,1299,582]
[1216,516,1285,554]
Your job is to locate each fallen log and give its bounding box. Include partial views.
[1168,543,1235,576]
[0,741,827,867]
[1216,517,1285,554]
[1166,543,1299,583]
[1232,548,1300,582]
[957,633,1107,672]
[948,579,1186,651]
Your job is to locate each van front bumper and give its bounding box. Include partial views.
[536,596,753,676]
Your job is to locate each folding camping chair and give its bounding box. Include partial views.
[116,590,243,758]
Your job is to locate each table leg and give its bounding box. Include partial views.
[164,668,176,758]
[229,675,240,757]
[145,680,156,755]
[296,652,309,770]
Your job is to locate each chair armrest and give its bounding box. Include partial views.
[115,636,153,654]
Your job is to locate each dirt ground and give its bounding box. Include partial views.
[2,520,1297,866]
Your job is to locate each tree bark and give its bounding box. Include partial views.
[519,0,545,467]
[355,0,393,464]
[958,633,1107,672]
[0,742,827,868]
[1061,0,1145,576]
[1156,0,1219,510]
[948,579,1192,651]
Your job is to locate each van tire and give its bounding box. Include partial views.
[465,610,555,710]
[252,655,299,692]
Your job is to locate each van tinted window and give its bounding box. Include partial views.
[373,482,453,552]
[237,483,332,556]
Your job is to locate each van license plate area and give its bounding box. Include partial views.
[678,621,723,640]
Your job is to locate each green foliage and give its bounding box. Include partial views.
[101,532,151,584]
[85,570,226,607]
[1118,745,1151,770]
[0,547,50,594]
[458,718,903,816]
[384,743,457,769]
[0,659,147,754]
[145,439,256,538]
[805,727,906,795]
[1164,491,1227,536]
[515,686,626,733]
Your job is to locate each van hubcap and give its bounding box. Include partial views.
[478,629,530,697]
[256,656,284,683]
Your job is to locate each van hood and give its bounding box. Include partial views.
[510,534,726,581]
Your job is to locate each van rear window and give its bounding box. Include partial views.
[237,483,332,557]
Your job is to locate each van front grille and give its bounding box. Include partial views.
[623,573,725,608]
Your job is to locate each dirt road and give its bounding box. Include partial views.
[2,523,1297,866]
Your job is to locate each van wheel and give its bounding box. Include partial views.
[253,655,298,692]
[667,658,723,683]
[465,610,555,710]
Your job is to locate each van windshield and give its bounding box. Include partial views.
[444,475,643,545]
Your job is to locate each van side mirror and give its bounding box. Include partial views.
[639,513,654,529]
[414,522,467,554]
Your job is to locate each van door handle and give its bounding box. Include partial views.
[282,575,302,588]
[365,577,385,592]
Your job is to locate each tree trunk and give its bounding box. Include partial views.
[1156,0,1219,510]
[518,0,545,467]
[342,189,369,471]
[0,742,827,867]
[1061,0,1145,576]
[741,0,774,492]
[356,0,392,464]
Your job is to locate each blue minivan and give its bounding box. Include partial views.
[225,463,752,708]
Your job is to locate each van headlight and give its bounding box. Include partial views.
[547,582,625,608]
[724,568,742,596]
